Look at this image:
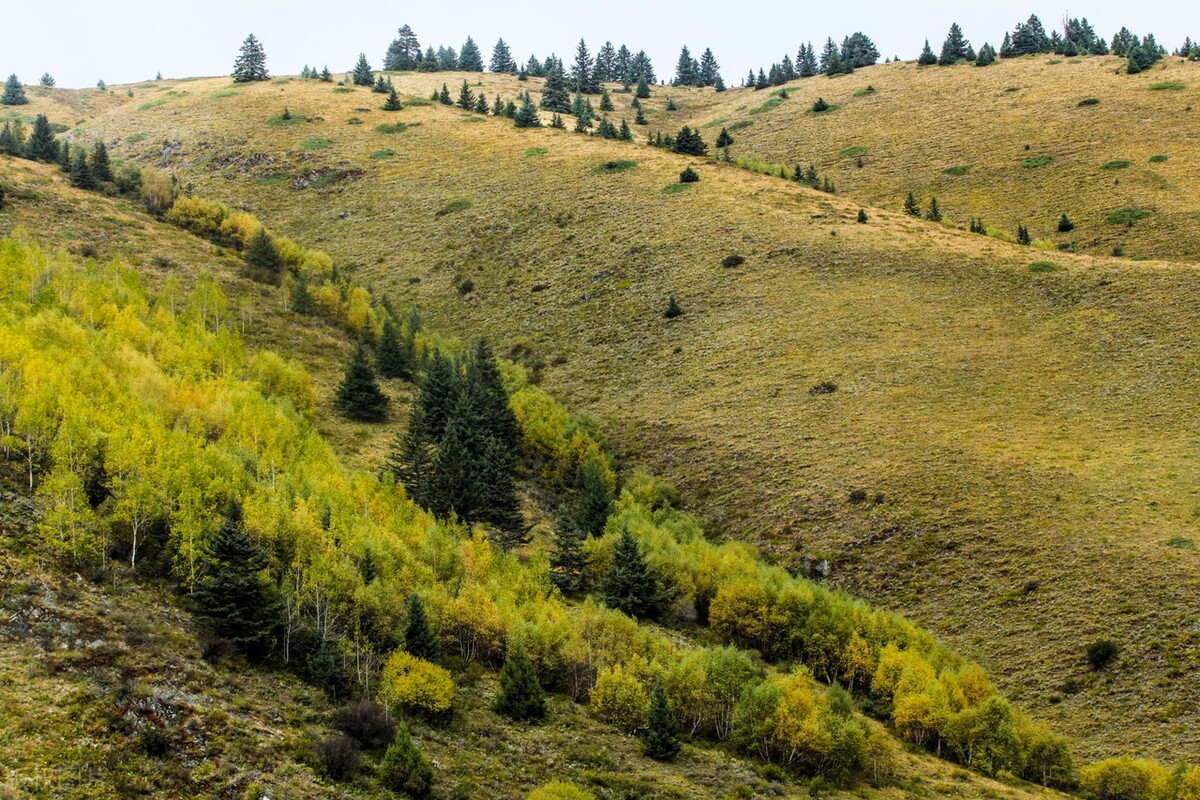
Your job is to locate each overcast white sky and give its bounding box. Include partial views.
[5,1,1198,88]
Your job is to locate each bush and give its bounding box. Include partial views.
[664,295,683,319]
[591,663,649,733]
[812,97,830,112]
[679,166,699,183]
[380,650,455,717]
[333,701,396,749]
[380,725,433,797]
[1086,639,1119,670]
[1077,97,1100,106]
[591,160,636,175]
[317,735,361,781]
[722,254,745,268]
[1079,758,1168,800]
[1020,155,1053,168]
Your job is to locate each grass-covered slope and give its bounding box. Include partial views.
[19,66,1200,763]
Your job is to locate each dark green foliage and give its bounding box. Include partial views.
[643,685,680,761]
[602,526,661,619]
[25,114,58,162]
[0,183,5,211]
[672,126,706,156]
[574,458,613,536]
[811,97,830,113]
[405,594,439,661]
[595,117,618,139]
[494,643,546,721]
[438,83,452,105]
[90,141,112,184]
[797,43,818,77]
[380,724,433,797]
[634,105,647,125]
[459,36,484,72]
[679,166,700,183]
[39,73,55,88]
[244,226,282,280]
[352,53,374,87]
[335,343,389,421]
[489,38,516,73]
[320,66,333,82]
[976,43,998,66]
[926,197,943,222]
[513,98,541,128]
[599,89,614,112]
[58,138,71,171]
[70,148,95,190]
[840,32,880,68]
[457,80,474,110]
[970,217,986,234]
[619,119,633,141]
[376,319,412,379]
[474,92,489,114]
[0,123,19,156]
[550,113,566,129]
[1087,639,1119,670]
[550,511,587,596]
[940,23,973,64]
[665,97,678,111]
[664,294,683,318]
[384,24,422,71]
[383,86,402,111]
[1057,213,1075,233]
[918,39,938,65]
[138,725,169,757]
[857,209,868,224]
[373,74,389,94]
[232,35,269,82]
[539,65,571,113]
[674,45,699,87]
[570,39,599,94]
[635,76,650,99]
[699,48,721,86]
[1017,224,1032,245]
[291,276,315,315]
[3,74,28,105]
[1004,14,1050,57]
[903,192,921,216]
[192,500,281,660]
[715,127,734,149]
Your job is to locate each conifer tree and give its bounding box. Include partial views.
[489,38,516,73]
[574,457,613,536]
[634,106,647,125]
[232,35,269,82]
[550,113,566,129]
[857,209,869,223]
[715,127,734,149]
[539,64,572,113]
[457,80,474,110]
[376,318,411,378]
[976,43,998,66]
[90,141,112,183]
[940,23,973,64]
[635,76,650,99]
[918,39,938,65]
[192,499,281,660]
[513,97,541,128]
[404,594,440,661]
[673,46,698,86]
[599,88,614,112]
[1017,224,1032,245]
[352,53,374,86]
[39,73,55,88]
[494,642,546,721]
[380,724,433,797]
[25,114,58,163]
[570,39,599,94]
[602,526,660,619]
[335,343,389,421]
[244,226,282,280]
[797,44,818,77]
[372,73,388,93]
[615,44,633,83]
[619,118,633,140]
[1058,213,1075,233]
[459,37,484,71]
[389,350,460,506]
[58,138,71,171]
[550,511,587,596]
[664,293,684,318]
[320,66,333,82]
[384,24,422,71]
[904,192,921,216]
[69,147,94,190]
[0,122,17,156]
[492,94,505,116]
[926,197,943,222]
[383,85,403,111]
[439,83,452,105]
[698,48,720,87]
[643,685,681,760]
[474,92,489,114]
[2,74,29,105]
[595,41,618,82]
[672,126,706,156]
[291,275,315,314]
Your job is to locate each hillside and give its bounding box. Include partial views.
[0,159,1073,800]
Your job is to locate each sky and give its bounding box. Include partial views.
[5,1,1198,89]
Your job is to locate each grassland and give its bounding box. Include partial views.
[8,60,1200,766]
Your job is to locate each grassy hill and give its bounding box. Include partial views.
[7,57,1200,767]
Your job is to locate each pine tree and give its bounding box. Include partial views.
[383,85,403,111]
[458,37,484,71]
[918,39,938,65]
[57,138,71,171]
[672,126,706,156]
[389,351,458,507]
[635,76,650,99]
[69,147,94,190]
[494,642,546,721]
[376,319,411,378]
[291,275,315,314]
[1058,213,1075,233]
[976,43,998,66]
[244,226,282,280]
[1017,224,1032,245]
[192,499,281,660]
[489,38,516,73]
[574,457,613,536]
[674,46,698,87]
[404,594,439,660]
[811,97,830,113]
[664,294,684,318]
[841,32,880,68]
[634,105,647,125]
[90,141,112,183]
[857,209,869,223]
[539,64,572,113]
[599,88,614,112]
[492,94,505,116]
[715,128,734,149]
[352,53,374,87]
[571,39,599,94]
[643,685,680,760]
[25,114,57,162]
[232,35,269,82]
[2,74,29,105]
[39,72,55,88]
[513,97,541,128]
[439,83,452,105]
[619,118,633,141]
[550,511,587,595]
[550,113,566,129]
[457,80,474,110]
[797,44,818,77]
[595,41,618,82]
[336,343,389,421]
[384,24,422,71]
[615,45,633,83]
[698,48,720,87]
[602,526,660,619]
[904,192,921,216]
[939,23,972,64]
[474,92,489,114]
[926,197,943,222]
[380,724,433,797]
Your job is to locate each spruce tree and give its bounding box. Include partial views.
[457,80,474,110]
[244,226,282,281]
[642,685,680,760]
[192,499,281,660]
[665,294,683,318]
[438,83,452,105]
[939,23,973,64]
[619,118,633,141]
[574,457,613,537]
[492,94,505,116]
[494,642,546,721]
[474,92,489,114]
[25,114,58,162]
[383,85,403,111]
[903,192,921,216]
[69,147,94,190]
[635,76,650,99]
[489,38,516,73]
[918,39,938,65]
[320,66,333,82]
[459,37,484,71]
[390,350,458,505]
[39,72,55,88]
[372,73,388,93]
[380,724,433,797]
[698,48,720,87]
[1017,224,1032,245]
[595,41,617,82]
[513,98,541,128]
[976,43,998,66]
[550,511,587,596]
[634,106,647,125]
[352,53,374,86]
[715,127,734,149]
[384,25,422,71]
[857,209,869,224]
[232,35,269,82]
[926,197,942,222]
[90,141,112,183]
[57,138,71,171]
[798,43,818,77]
[335,343,389,421]
[571,39,599,94]
[602,526,660,619]
[404,594,439,660]
[672,126,706,156]
[599,89,614,112]
[291,276,315,314]
[376,318,411,378]
[2,74,28,105]
[539,65,572,113]
[1058,213,1075,233]
[674,46,698,87]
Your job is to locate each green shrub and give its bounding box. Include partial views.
[1106,208,1151,225]
[1149,81,1185,91]
[853,85,876,97]
[380,725,433,797]
[528,781,596,800]
[1079,758,1168,800]
[1020,155,1053,168]
[1028,261,1060,273]
[679,166,700,183]
[943,164,971,176]
[1149,154,1169,163]
[1086,639,1119,670]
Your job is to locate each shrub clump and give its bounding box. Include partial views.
[380,650,455,717]
[380,725,433,797]
[317,735,362,781]
[1086,639,1119,670]
[333,701,396,749]
[722,254,746,268]
[679,166,700,183]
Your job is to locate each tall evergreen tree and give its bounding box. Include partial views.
[599,88,614,112]
[335,343,389,421]
[0,122,18,156]
[574,457,613,536]
[404,594,439,661]
[489,38,516,73]
[643,685,681,760]
[672,126,707,156]
[90,141,112,183]
[384,24,422,71]
[232,35,269,82]
[602,526,660,619]
[595,41,618,82]
[615,45,633,83]
[630,50,656,83]
[917,39,938,65]
[903,192,921,216]
[820,38,843,75]
[2,74,29,105]
[674,46,698,87]
[494,642,546,721]
[459,37,484,71]
[635,76,651,99]
[550,511,587,596]
[798,43,818,77]
[570,39,599,94]
[940,23,973,64]
[352,53,374,87]
[457,80,475,110]
[513,97,541,128]
[69,147,94,190]
[841,32,880,68]
[192,499,281,660]
[698,48,720,86]
[539,64,572,112]
[25,114,58,162]
[376,318,411,378]
[244,226,282,280]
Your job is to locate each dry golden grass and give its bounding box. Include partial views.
[11,65,1200,763]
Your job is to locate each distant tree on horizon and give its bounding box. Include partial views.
[232,35,269,83]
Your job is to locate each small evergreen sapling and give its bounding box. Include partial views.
[380,724,433,797]
[903,192,921,216]
[679,166,700,183]
[664,294,683,318]
[383,86,402,111]
[857,209,869,223]
[335,343,389,421]
[404,594,439,661]
[513,98,542,128]
[494,643,546,721]
[1057,213,1075,232]
[926,197,943,222]
[1017,224,1032,245]
[642,685,680,760]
